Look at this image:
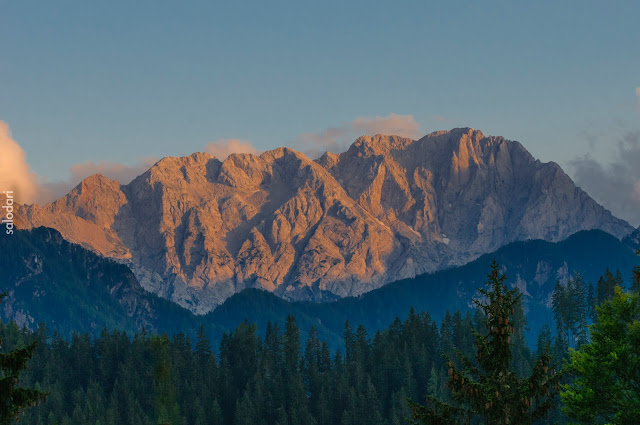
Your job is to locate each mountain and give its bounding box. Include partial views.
[205,229,639,346]
[2,228,637,349]
[16,128,632,313]
[0,227,197,338]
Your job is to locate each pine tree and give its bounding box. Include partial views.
[598,268,616,305]
[150,335,180,425]
[561,286,640,423]
[535,324,552,358]
[408,260,561,425]
[427,364,439,397]
[632,252,640,294]
[283,315,315,425]
[570,273,588,347]
[586,281,596,319]
[0,293,47,424]
[304,327,321,418]
[194,324,211,362]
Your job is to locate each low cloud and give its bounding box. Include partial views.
[204,139,258,159]
[570,130,640,227]
[297,113,422,158]
[0,121,162,204]
[0,122,43,204]
[351,113,421,139]
[0,121,264,205]
[432,115,449,123]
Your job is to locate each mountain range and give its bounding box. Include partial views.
[15,128,633,313]
[2,227,637,349]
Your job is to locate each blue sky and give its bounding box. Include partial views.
[1,1,639,222]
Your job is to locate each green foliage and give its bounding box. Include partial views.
[6,301,465,425]
[408,260,560,425]
[552,273,589,350]
[206,230,638,350]
[0,228,197,339]
[0,293,47,424]
[3,225,638,425]
[597,268,624,307]
[150,335,181,425]
[561,286,640,424]
[4,228,638,354]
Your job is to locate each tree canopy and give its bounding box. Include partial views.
[561,286,640,424]
[408,260,560,425]
[0,293,46,424]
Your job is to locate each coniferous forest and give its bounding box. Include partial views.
[1,263,639,425]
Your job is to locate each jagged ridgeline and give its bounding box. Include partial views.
[16,129,632,314]
[0,227,198,337]
[1,227,637,347]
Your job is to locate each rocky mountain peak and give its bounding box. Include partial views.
[349,134,415,155]
[50,174,126,228]
[17,129,633,313]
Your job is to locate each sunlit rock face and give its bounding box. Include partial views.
[17,128,633,313]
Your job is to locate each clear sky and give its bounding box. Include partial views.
[1,1,639,223]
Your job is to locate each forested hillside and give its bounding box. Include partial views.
[2,305,528,424]
[0,227,201,337]
[2,228,638,351]
[3,262,638,424]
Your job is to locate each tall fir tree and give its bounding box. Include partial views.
[150,334,181,425]
[632,250,640,294]
[586,282,596,319]
[561,286,640,423]
[408,260,561,425]
[194,324,211,361]
[0,293,47,424]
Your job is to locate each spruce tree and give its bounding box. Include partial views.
[632,251,640,294]
[586,282,596,319]
[561,286,640,423]
[194,324,211,361]
[0,293,47,424]
[408,260,561,425]
[150,335,180,425]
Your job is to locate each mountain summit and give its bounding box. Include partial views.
[17,129,632,313]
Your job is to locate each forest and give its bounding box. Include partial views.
[1,262,639,425]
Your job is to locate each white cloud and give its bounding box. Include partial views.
[0,121,43,204]
[0,121,264,205]
[204,139,258,159]
[297,126,350,157]
[296,113,422,158]
[0,121,162,204]
[570,130,640,227]
[351,113,421,139]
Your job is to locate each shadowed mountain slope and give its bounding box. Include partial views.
[2,228,636,349]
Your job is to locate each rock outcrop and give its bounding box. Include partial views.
[17,128,633,313]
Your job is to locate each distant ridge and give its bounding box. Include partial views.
[205,228,640,346]
[2,228,637,349]
[17,128,633,313]
[0,227,196,337]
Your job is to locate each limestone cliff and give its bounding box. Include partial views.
[17,129,633,313]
